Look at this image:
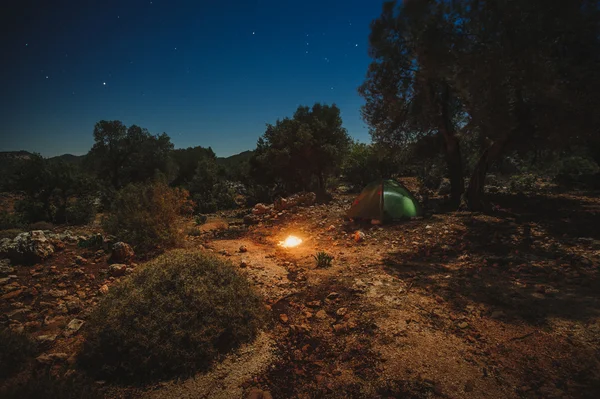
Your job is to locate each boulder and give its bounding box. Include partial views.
[252,203,270,215]
[0,231,55,265]
[110,242,134,264]
[109,263,127,277]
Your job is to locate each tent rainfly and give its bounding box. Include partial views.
[346,179,423,223]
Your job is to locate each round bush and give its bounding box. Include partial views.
[79,250,266,383]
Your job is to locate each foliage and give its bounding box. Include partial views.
[313,251,334,269]
[195,214,208,225]
[86,121,176,189]
[0,328,36,379]
[251,103,351,195]
[171,146,217,186]
[79,249,266,383]
[0,228,25,240]
[102,182,193,253]
[360,0,600,209]
[65,195,97,225]
[11,154,98,225]
[341,142,399,191]
[555,156,600,187]
[187,157,238,213]
[0,210,24,230]
[507,173,538,193]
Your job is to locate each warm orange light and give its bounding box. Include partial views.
[279,235,302,248]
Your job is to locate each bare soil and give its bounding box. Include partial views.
[2,186,600,399]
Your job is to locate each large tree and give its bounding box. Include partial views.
[359,0,465,207]
[86,121,175,189]
[361,0,600,210]
[251,103,351,196]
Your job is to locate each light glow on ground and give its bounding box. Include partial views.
[279,235,303,248]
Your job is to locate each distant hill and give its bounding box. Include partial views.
[216,150,254,168]
[50,154,85,165]
[0,150,33,160]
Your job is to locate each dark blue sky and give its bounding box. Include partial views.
[1,0,383,157]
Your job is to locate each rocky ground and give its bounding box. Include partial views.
[2,184,600,399]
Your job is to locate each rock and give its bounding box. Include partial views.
[333,323,346,333]
[0,231,55,265]
[36,353,69,365]
[240,259,248,268]
[307,300,322,308]
[336,308,348,317]
[239,245,248,253]
[36,334,58,344]
[75,255,87,265]
[280,314,289,323]
[48,289,67,298]
[457,321,469,329]
[315,310,328,319]
[99,285,109,295]
[252,203,270,215]
[65,319,85,336]
[108,264,127,277]
[2,289,23,300]
[354,231,365,243]
[326,292,340,300]
[110,242,134,264]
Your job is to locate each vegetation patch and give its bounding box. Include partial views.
[79,249,266,383]
[102,182,193,253]
[0,328,36,379]
[0,371,103,399]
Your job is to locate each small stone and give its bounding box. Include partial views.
[333,323,346,333]
[108,264,127,277]
[280,314,289,324]
[247,389,273,399]
[65,319,85,336]
[48,289,67,298]
[315,310,328,319]
[36,353,69,364]
[36,334,58,344]
[326,292,340,300]
[336,307,348,317]
[240,259,248,268]
[239,245,248,253]
[457,322,469,329]
[66,298,83,313]
[354,231,366,242]
[110,242,134,264]
[99,285,109,295]
[75,255,88,265]
[306,300,321,308]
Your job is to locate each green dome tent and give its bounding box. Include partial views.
[346,179,423,222]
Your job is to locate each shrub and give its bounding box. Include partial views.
[507,173,538,193]
[0,371,103,399]
[555,155,600,187]
[102,183,193,253]
[0,210,24,230]
[313,251,334,268]
[195,214,208,225]
[79,250,266,383]
[0,328,36,379]
[65,196,97,225]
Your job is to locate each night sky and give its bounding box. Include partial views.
[1,0,383,157]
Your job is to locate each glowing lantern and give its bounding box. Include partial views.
[279,235,302,248]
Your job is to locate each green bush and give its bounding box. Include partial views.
[0,328,36,379]
[555,155,600,187]
[102,182,193,253]
[15,198,48,224]
[65,196,97,225]
[313,251,334,268]
[507,173,538,193]
[0,372,103,399]
[0,211,24,230]
[79,250,266,383]
[195,214,208,225]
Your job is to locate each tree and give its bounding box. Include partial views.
[86,121,175,190]
[171,146,217,186]
[342,142,399,191]
[251,103,351,197]
[359,0,466,207]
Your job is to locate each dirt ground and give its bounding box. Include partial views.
[3,186,600,399]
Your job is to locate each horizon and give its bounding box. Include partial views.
[1,0,381,158]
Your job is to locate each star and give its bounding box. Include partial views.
[355,44,358,47]
[25,43,28,47]
[252,31,255,35]
[103,82,106,85]
[45,76,48,79]
[174,47,177,50]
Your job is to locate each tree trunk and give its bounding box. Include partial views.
[436,82,464,209]
[466,138,508,211]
